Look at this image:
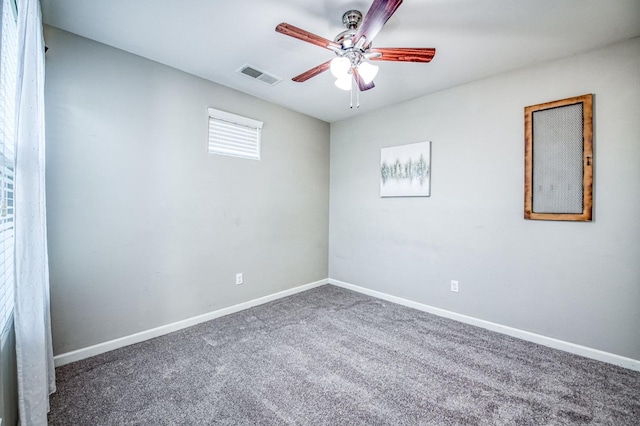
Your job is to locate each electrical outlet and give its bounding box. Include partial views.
[236,273,243,285]
[451,280,459,292]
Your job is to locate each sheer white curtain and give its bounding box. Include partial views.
[13,0,55,424]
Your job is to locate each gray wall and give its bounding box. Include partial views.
[329,38,640,360]
[44,23,639,362]
[44,27,330,355]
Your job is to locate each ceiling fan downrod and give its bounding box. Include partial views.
[334,10,366,55]
[342,10,362,30]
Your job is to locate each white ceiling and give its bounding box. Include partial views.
[41,0,640,123]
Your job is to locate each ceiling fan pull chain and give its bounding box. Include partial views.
[350,78,354,108]
[356,83,360,108]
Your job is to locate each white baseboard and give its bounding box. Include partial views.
[54,278,328,367]
[55,277,640,372]
[328,278,640,372]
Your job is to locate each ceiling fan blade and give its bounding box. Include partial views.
[352,68,375,91]
[369,47,436,62]
[354,0,403,45]
[292,60,332,82]
[276,23,341,51]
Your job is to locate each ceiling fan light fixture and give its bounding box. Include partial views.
[358,61,379,84]
[276,1,436,102]
[330,57,351,78]
[335,74,352,91]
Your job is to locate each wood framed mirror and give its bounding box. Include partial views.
[524,94,593,221]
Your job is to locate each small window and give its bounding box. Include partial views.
[208,108,263,160]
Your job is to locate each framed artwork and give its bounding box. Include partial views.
[524,94,593,221]
[380,141,431,197]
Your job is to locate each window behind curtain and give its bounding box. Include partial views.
[0,0,18,332]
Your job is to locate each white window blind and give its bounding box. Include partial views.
[208,107,262,160]
[0,0,17,332]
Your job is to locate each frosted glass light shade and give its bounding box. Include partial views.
[358,61,379,84]
[330,57,351,78]
[335,74,352,91]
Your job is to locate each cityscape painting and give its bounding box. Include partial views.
[380,141,431,197]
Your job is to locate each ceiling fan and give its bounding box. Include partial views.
[275,0,436,96]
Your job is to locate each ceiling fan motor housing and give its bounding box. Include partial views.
[334,10,371,67]
[335,10,362,49]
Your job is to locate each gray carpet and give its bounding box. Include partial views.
[49,285,640,425]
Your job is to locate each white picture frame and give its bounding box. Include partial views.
[380,141,431,197]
